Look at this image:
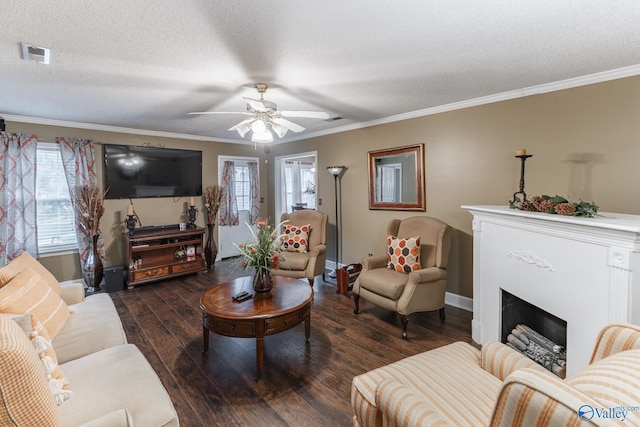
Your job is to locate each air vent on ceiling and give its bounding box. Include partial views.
[21,43,50,64]
[324,116,344,122]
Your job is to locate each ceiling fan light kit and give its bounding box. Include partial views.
[190,83,330,143]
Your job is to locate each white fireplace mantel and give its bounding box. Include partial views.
[463,205,640,375]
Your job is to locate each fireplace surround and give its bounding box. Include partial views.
[464,205,640,375]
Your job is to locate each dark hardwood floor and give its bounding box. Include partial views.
[110,259,473,427]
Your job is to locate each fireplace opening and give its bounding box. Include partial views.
[501,289,567,377]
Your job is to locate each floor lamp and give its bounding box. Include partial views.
[326,166,345,278]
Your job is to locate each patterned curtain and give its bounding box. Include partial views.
[0,132,38,264]
[247,161,262,224]
[218,160,239,226]
[58,137,105,269]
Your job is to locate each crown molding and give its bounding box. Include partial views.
[293,63,640,142]
[4,63,640,145]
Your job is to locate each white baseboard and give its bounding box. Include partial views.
[445,292,473,312]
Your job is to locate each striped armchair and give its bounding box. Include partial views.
[351,323,640,426]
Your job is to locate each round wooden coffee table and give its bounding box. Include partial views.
[200,275,312,378]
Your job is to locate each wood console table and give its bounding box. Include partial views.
[200,276,312,378]
[125,226,206,290]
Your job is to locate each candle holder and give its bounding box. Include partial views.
[509,154,533,205]
[124,214,138,235]
[187,206,197,229]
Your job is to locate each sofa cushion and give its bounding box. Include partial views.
[351,342,500,427]
[0,268,70,338]
[387,235,421,273]
[53,293,127,364]
[0,315,60,426]
[357,268,408,300]
[282,223,310,253]
[0,250,62,294]
[565,349,640,424]
[58,344,179,427]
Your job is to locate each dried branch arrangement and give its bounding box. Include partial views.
[203,185,225,225]
[74,185,108,236]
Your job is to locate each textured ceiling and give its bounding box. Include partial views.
[2,1,640,145]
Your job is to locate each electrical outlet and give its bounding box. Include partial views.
[368,252,373,257]
[260,197,264,203]
[318,198,323,205]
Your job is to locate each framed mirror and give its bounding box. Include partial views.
[368,144,425,211]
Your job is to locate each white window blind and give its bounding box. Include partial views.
[36,143,78,253]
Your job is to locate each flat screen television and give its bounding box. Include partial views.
[104,144,202,199]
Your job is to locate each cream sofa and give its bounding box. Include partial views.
[352,323,640,426]
[0,253,179,426]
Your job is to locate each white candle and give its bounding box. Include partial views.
[127,205,134,216]
[515,149,527,156]
[189,197,195,206]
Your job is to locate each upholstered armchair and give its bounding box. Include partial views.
[352,323,640,426]
[353,216,452,339]
[271,210,328,287]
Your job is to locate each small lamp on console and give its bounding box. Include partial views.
[124,204,138,235]
[187,196,197,229]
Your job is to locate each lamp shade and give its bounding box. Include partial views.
[326,166,345,176]
[252,128,273,143]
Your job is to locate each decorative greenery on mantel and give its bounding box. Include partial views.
[509,195,600,218]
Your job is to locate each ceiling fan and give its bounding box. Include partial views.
[189,83,329,143]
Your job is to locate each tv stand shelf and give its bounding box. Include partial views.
[125,226,206,290]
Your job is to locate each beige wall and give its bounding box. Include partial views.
[7,75,640,298]
[7,121,268,281]
[269,75,640,299]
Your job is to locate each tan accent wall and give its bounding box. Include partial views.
[269,75,640,299]
[7,75,640,297]
[6,122,268,281]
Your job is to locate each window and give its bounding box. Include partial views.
[284,161,316,211]
[234,165,250,211]
[36,143,77,253]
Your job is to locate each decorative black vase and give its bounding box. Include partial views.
[253,268,273,293]
[83,234,104,291]
[204,223,217,271]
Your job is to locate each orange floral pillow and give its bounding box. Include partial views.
[281,224,310,253]
[387,235,421,273]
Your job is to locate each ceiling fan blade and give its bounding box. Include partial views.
[243,97,277,111]
[272,117,305,133]
[188,111,253,115]
[280,110,330,119]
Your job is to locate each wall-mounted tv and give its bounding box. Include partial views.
[104,144,202,199]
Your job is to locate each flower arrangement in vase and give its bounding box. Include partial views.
[73,185,108,290]
[234,220,286,293]
[203,185,225,271]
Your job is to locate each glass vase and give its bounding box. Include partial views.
[253,268,273,293]
[204,223,217,271]
[83,234,104,291]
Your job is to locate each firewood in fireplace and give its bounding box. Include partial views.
[506,324,567,378]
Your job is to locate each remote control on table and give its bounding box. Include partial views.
[232,291,253,302]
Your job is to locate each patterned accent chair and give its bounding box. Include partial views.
[271,210,328,287]
[353,216,452,339]
[351,323,640,426]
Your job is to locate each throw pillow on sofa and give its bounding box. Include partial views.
[0,251,62,295]
[4,313,72,405]
[0,268,70,338]
[0,315,61,426]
